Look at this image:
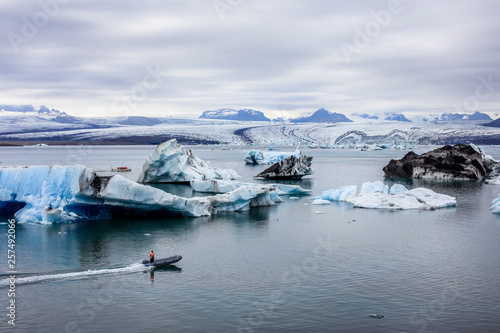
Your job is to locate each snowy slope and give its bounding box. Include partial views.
[1,113,500,146]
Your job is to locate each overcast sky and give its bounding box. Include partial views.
[1,0,499,118]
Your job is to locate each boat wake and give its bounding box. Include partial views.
[0,262,149,286]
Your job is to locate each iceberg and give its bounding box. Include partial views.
[310,185,357,201]
[256,153,314,179]
[312,199,331,205]
[244,147,301,165]
[490,195,500,214]
[346,187,456,210]
[383,144,499,180]
[0,165,214,223]
[138,139,240,183]
[360,181,388,194]
[312,181,455,210]
[190,179,310,195]
[207,185,282,212]
[389,183,408,194]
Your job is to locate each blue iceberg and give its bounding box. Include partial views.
[244,147,301,165]
[0,165,281,223]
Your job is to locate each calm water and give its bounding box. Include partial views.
[1,145,500,333]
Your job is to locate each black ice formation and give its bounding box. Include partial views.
[383,144,498,180]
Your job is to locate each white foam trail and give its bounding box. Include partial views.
[0,263,146,286]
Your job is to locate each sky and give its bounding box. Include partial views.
[1,0,499,119]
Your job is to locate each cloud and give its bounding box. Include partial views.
[1,0,499,118]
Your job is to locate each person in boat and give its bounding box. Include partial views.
[150,250,154,263]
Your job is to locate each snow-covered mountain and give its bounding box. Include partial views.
[352,113,379,120]
[199,108,270,121]
[439,111,492,121]
[290,108,352,123]
[384,112,411,122]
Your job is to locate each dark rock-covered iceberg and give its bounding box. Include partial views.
[256,153,314,179]
[383,144,498,180]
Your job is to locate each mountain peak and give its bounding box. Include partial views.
[290,108,352,123]
[199,108,270,121]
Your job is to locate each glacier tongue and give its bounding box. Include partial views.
[138,139,240,183]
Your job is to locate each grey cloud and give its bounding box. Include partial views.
[0,0,499,118]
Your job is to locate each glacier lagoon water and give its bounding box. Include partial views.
[1,145,500,332]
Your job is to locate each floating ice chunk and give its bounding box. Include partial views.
[360,181,389,194]
[190,179,309,195]
[490,195,500,214]
[389,184,408,194]
[207,185,279,212]
[311,185,357,202]
[346,187,456,210]
[347,192,425,210]
[256,153,313,179]
[485,176,500,185]
[272,184,310,195]
[312,199,331,205]
[244,147,300,165]
[138,139,240,183]
[406,188,456,209]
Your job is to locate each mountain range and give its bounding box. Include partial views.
[2,104,495,124]
[1,104,500,145]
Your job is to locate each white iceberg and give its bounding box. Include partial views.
[485,177,500,185]
[490,195,500,214]
[244,147,301,165]
[138,139,240,183]
[346,187,456,210]
[360,181,388,194]
[190,179,310,195]
[312,199,331,205]
[0,165,214,223]
[313,181,455,210]
[206,185,282,212]
[389,183,408,194]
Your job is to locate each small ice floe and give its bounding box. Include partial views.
[303,203,309,206]
[289,197,300,200]
[490,194,500,214]
[315,211,325,214]
[144,233,151,236]
[310,185,357,202]
[312,199,331,205]
[58,231,67,235]
[368,314,384,319]
[312,181,456,210]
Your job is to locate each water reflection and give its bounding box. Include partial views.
[147,265,182,284]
